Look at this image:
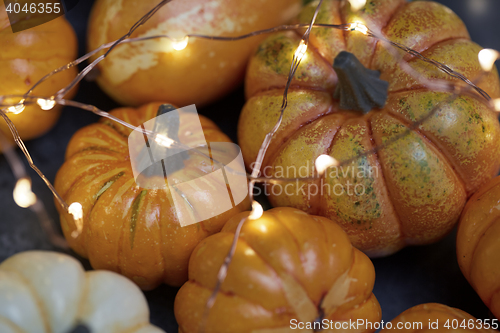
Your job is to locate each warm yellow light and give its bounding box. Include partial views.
[7,100,25,114]
[294,40,308,61]
[315,154,339,175]
[155,134,174,147]
[248,200,263,220]
[37,98,56,111]
[478,49,499,72]
[172,36,189,51]
[493,98,500,112]
[13,178,37,208]
[68,202,83,238]
[349,21,368,35]
[348,0,366,11]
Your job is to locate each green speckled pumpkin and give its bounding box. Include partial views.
[238,0,500,256]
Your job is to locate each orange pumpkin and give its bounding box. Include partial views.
[0,2,77,143]
[380,303,497,332]
[54,102,248,290]
[457,175,500,320]
[238,0,500,257]
[175,207,381,333]
[87,0,301,107]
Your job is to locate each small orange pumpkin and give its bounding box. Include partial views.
[175,207,381,333]
[0,2,78,143]
[380,303,497,332]
[457,175,500,320]
[54,102,248,290]
[238,0,500,256]
[87,0,301,107]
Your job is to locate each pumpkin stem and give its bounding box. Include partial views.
[333,51,389,113]
[67,324,90,333]
[153,104,189,175]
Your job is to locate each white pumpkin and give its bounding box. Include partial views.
[0,251,164,333]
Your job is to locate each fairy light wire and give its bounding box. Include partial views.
[0,128,68,249]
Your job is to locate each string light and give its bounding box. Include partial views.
[248,201,263,220]
[68,202,83,238]
[37,98,57,111]
[315,154,339,176]
[155,134,174,147]
[493,98,500,112]
[348,0,367,12]
[13,178,37,208]
[171,36,189,51]
[294,39,308,61]
[478,48,499,72]
[7,100,25,114]
[349,21,369,35]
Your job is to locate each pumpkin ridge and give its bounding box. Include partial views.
[468,216,500,290]
[318,114,351,216]
[261,96,338,168]
[366,0,410,70]
[129,190,148,249]
[0,269,53,333]
[188,279,279,311]
[384,107,468,194]
[365,115,405,241]
[321,247,356,316]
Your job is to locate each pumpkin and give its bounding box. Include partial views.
[238,0,500,257]
[380,303,497,332]
[457,175,500,320]
[54,102,249,290]
[0,2,78,144]
[175,207,381,333]
[86,0,302,107]
[0,251,164,333]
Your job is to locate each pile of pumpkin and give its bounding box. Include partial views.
[1,0,499,332]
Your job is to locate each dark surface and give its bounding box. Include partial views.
[0,0,499,332]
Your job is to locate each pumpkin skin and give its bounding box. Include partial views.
[457,176,500,320]
[0,251,164,333]
[238,0,500,257]
[54,102,249,290]
[175,207,381,333]
[0,4,78,143]
[87,0,301,107]
[380,303,497,332]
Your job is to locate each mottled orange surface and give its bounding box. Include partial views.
[380,303,497,332]
[239,0,500,256]
[0,3,77,143]
[87,0,301,107]
[457,176,500,320]
[54,102,249,290]
[175,207,381,333]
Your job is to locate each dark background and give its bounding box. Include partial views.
[1,0,499,331]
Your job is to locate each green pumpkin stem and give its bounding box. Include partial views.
[333,51,389,113]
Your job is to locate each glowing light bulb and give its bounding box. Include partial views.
[493,98,500,112]
[349,21,369,35]
[155,134,174,147]
[13,178,37,208]
[348,0,366,11]
[248,201,263,220]
[294,40,308,61]
[315,154,339,175]
[478,49,499,72]
[7,100,26,114]
[37,98,56,111]
[172,36,189,51]
[68,202,83,238]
